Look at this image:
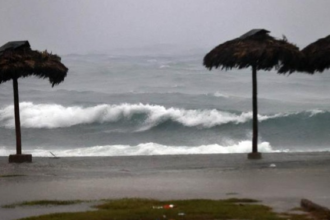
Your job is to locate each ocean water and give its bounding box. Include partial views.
[1,48,330,157]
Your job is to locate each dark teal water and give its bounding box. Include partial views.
[1,51,330,156]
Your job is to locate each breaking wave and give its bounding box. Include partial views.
[0,141,279,157]
[0,102,326,131]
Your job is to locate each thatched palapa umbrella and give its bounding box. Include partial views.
[203,29,302,159]
[0,41,68,163]
[301,35,330,73]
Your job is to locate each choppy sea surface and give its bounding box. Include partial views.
[1,48,330,157]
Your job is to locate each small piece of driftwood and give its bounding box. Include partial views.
[50,151,60,159]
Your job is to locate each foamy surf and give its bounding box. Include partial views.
[0,102,283,129]
[0,141,281,157]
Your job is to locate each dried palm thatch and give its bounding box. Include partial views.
[301,35,330,73]
[203,29,302,159]
[0,41,67,86]
[204,29,302,73]
[0,41,68,161]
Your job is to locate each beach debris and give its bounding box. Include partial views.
[178,212,185,216]
[269,163,276,168]
[164,204,174,209]
[152,204,175,209]
[50,151,60,159]
[153,206,163,209]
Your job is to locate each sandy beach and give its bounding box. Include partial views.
[0,152,329,219]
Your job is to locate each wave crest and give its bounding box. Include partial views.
[0,102,260,129]
[0,141,277,157]
[0,102,324,130]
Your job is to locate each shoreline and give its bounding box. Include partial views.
[1,150,330,158]
[0,152,329,219]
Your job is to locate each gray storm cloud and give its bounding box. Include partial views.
[0,0,329,54]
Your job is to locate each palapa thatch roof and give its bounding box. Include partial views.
[0,41,31,54]
[301,35,330,73]
[0,41,68,86]
[203,29,302,73]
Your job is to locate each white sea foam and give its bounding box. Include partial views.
[0,102,282,129]
[212,92,229,98]
[0,141,279,157]
[308,109,325,117]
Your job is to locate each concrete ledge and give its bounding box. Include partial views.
[9,154,32,163]
[247,152,262,160]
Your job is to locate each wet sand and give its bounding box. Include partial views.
[0,152,329,219]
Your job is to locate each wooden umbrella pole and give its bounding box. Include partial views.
[13,77,22,155]
[252,65,258,153]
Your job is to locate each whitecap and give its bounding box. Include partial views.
[0,102,285,129]
[1,141,277,157]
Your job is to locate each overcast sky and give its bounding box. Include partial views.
[0,0,329,54]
